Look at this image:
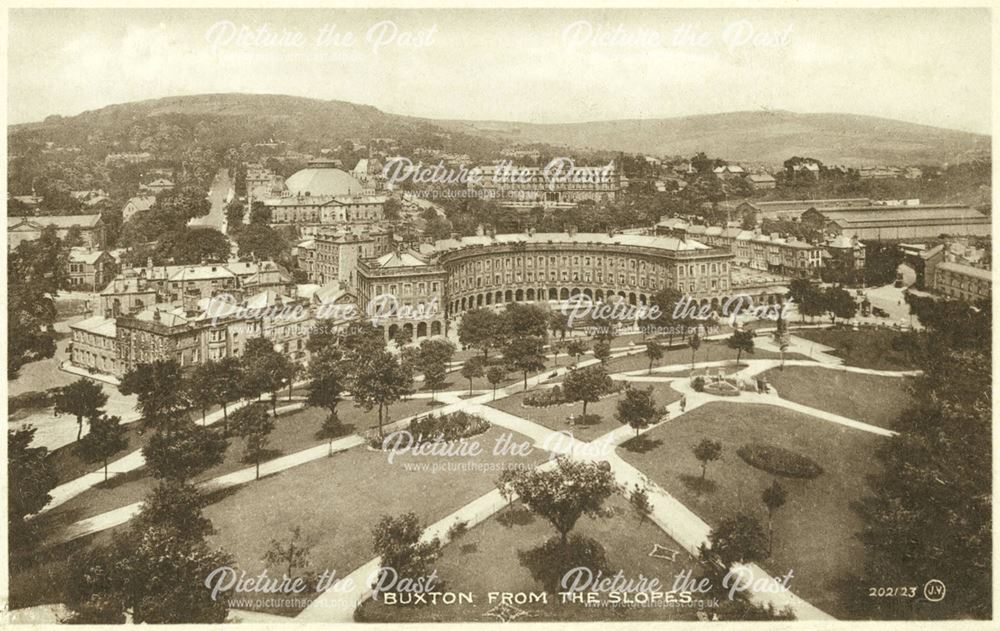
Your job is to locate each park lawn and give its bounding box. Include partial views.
[762,367,915,430]
[205,425,549,617]
[36,399,443,532]
[355,495,700,622]
[488,383,683,441]
[791,327,919,371]
[619,402,884,618]
[46,423,146,486]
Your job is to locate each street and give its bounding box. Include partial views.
[187,167,233,232]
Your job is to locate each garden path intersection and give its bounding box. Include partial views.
[36,335,919,622]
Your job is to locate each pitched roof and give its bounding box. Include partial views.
[936,261,992,282]
[68,248,110,264]
[10,214,102,229]
[812,205,989,227]
[70,315,117,337]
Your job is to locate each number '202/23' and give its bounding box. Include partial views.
[869,586,916,598]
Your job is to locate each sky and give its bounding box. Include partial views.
[7,7,992,134]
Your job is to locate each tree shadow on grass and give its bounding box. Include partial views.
[568,413,603,427]
[93,466,148,490]
[518,534,610,593]
[622,436,663,454]
[679,474,717,494]
[240,448,283,465]
[497,505,535,528]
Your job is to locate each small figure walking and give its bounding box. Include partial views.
[680,396,687,413]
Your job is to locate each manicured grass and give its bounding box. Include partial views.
[792,328,919,370]
[762,367,915,429]
[619,402,883,618]
[356,495,700,622]
[47,424,146,485]
[488,383,683,441]
[37,398,443,532]
[205,426,548,617]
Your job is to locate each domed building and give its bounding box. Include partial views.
[284,159,364,197]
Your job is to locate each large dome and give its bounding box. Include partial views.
[284,161,363,197]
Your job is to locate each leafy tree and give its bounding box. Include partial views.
[186,362,221,424]
[727,329,755,366]
[264,526,314,579]
[593,339,612,364]
[66,524,232,623]
[81,414,128,481]
[629,484,652,521]
[134,481,214,542]
[8,280,57,378]
[461,357,484,396]
[503,335,548,391]
[486,365,506,400]
[508,458,617,545]
[142,422,228,481]
[120,360,192,435]
[353,347,414,439]
[371,513,442,595]
[549,311,570,339]
[235,223,288,261]
[307,348,344,450]
[54,378,108,441]
[706,512,768,567]
[564,364,613,419]
[416,338,455,401]
[645,339,664,374]
[209,357,244,434]
[242,337,293,415]
[566,339,588,365]
[616,386,658,436]
[505,303,550,339]
[824,286,857,324]
[693,438,723,481]
[648,287,687,347]
[458,308,505,360]
[232,402,275,480]
[8,426,57,547]
[689,333,702,369]
[155,227,229,264]
[762,480,787,555]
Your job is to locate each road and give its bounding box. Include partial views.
[187,167,233,232]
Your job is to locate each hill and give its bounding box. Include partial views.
[435,110,989,166]
[9,94,990,167]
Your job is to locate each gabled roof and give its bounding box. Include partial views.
[373,252,428,268]
[70,315,117,337]
[68,247,111,264]
[9,214,102,230]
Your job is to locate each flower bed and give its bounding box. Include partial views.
[365,410,490,448]
[703,381,741,397]
[736,442,824,479]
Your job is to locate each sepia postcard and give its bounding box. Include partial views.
[2,3,995,628]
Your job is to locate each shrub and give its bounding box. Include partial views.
[736,443,824,479]
[447,520,468,540]
[409,410,491,443]
[524,385,564,407]
[692,376,706,392]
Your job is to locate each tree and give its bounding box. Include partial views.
[593,339,611,364]
[416,338,455,401]
[566,339,587,365]
[647,287,687,347]
[134,481,215,542]
[210,357,244,434]
[644,340,664,374]
[689,333,702,369]
[503,335,547,391]
[616,386,658,437]
[8,280,57,379]
[54,378,108,441]
[693,438,723,481]
[825,286,857,324]
[242,337,293,415]
[235,223,288,261]
[505,303,550,339]
[66,524,232,623]
[120,360,191,435]
[761,480,787,555]
[549,311,570,339]
[307,349,344,452]
[486,365,506,400]
[563,364,613,419]
[81,414,128,481]
[155,227,230,264]
[232,402,275,480]
[508,458,617,545]
[8,426,57,547]
[371,513,442,594]
[186,362,221,425]
[727,329,755,366]
[142,422,228,481]
[264,526,314,579]
[629,484,652,521]
[707,512,768,567]
[353,348,414,439]
[458,308,505,360]
[461,357,484,396]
